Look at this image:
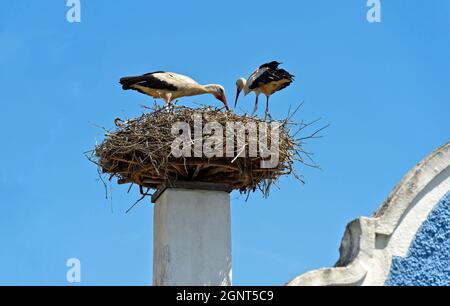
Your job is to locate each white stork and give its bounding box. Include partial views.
[120,71,230,111]
[235,61,294,119]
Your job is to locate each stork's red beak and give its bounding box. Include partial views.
[218,95,230,112]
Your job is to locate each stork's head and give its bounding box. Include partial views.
[205,84,230,112]
[234,78,247,108]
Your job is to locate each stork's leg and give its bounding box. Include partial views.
[166,94,173,104]
[252,94,259,115]
[264,95,272,121]
[164,94,174,110]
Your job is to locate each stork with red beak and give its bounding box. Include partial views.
[120,71,230,111]
[235,61,294,119]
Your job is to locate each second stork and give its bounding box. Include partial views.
[235,61,295,119]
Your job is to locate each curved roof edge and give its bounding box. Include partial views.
[287,142,450,286]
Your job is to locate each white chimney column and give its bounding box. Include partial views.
[152,183,232,286]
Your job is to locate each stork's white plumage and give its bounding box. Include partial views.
[235,61,294,119]
[120,71,230,111]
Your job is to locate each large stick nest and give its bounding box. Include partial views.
[90,105,323,197]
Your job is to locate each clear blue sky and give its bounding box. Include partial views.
[0,1,449,285]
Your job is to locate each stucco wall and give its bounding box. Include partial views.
[386,192,450,286]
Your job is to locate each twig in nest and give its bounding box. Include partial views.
[126,187,152,214]
[97,168,108,200]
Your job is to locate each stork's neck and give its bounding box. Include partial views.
[179,84,209,96]
[202,84,220,94]
[181,84,217,98]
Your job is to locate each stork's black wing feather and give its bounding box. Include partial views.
[249,70,275,89]
[249,68,295,90]
[259,61,281,69]
[274,69,295,93]
[120,71,178,91]
[275,69,295,82]
[143,71,166,76]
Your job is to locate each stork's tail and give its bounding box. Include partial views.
[119,76,141,90]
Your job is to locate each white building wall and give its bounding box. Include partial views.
[288,142,450,286]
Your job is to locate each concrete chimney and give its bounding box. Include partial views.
[152,182,232,286]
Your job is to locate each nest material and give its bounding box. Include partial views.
[92,105,317,197]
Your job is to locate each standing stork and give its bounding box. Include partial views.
[120,71,230,111]
[235,61,294,119]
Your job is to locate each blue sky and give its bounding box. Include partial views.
[0,0,449,285]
